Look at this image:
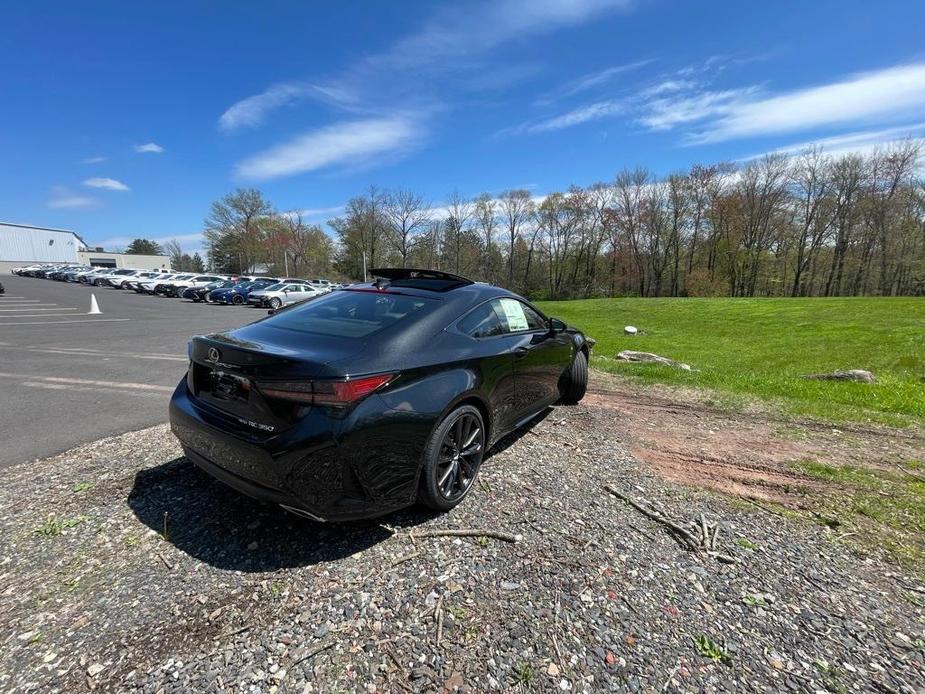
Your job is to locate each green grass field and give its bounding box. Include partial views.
[536,297,925,427]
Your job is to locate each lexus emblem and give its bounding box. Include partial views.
[207,347,221,363]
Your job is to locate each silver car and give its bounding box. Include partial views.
[247,281,323,309]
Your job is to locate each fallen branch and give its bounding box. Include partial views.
[410,528,521,543]
[290,639,334,667]
[900,466,925,483]
[603,485,701,550]
[603,484,737,563]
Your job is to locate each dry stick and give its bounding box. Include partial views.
[900,466,925,483]
[291,639,335,667]
[660,662,681,692]
[602,485,700,550]
[410,528,521,543]
[435,593,445,648]
[157,552,175,571]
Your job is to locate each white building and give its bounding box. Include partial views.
[0,221,86,273]
[1,221,170,273]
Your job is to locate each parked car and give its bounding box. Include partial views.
[161,274,227,297]
[61,266,93,282]
[101,268,145,288]
[151,274,197,296]
[169,268,592,522]
[136,273,179,294]
[123,271,167,291]
[208,278,280,305]
[247,281,324,309]
[307,278,334,293]
[82,268,119,285]
[182,279,238,302]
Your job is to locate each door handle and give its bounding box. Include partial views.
[513,346,529,359]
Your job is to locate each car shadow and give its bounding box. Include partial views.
[127,457,438,572]
[126,408,552,572]
[485,406,552,457]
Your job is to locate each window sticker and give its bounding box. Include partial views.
[498,298,529,331]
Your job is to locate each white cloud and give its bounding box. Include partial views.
[536,59,653,105]
[287,205,345,220]
[502,99,624,136]
[220,0,635,135]
[639,87,758,131]
[82,155,107,164]
[83,177,130,192]
[47,186,98,210]
[235,116,419,180]
[376,0,633,73]
[218,83,352,133]
[687,62,925,144]
[134,142,164,153]
[742,123,925,161]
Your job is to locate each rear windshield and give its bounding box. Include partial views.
[263,289,437,338]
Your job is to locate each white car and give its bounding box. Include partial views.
[307,278,335,293]
[247,281,323,309]
[102,269,147,288]
[82,268,120,285]
[138,273,192,294]
[123,271,167,291]
[162,274,227,297]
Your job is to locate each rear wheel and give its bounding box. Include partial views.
[418,405,485,512]
[559,350,588,404]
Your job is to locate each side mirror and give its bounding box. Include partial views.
[549,318,567,333]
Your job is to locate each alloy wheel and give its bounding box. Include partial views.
[435,412,484,500]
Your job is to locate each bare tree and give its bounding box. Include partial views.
[475,193,498,282]
[499,189,534,287]
[385,188,431,267]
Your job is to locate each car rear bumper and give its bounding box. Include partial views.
[168,380,421,521]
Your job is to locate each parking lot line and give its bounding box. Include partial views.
[0,346,187,362]
[0,307,75,312]
[19,381,166,397]
[0,372,174,392]
[0,318,131,326]
[0,314,85,319]
[32,346,188,361]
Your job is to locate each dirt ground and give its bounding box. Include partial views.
[586,372,925,508]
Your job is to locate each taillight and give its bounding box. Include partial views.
[257,373,395,406]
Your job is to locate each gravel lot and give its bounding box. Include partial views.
[1,380,923,693]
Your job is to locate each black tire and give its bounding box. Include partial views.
[418,405,486,512]
[232,294,244,305]
[559,350,588,404]
[269,297,282,309]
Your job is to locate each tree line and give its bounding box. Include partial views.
[194,140,924,298]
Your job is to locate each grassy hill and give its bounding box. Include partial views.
[536,297,925,427]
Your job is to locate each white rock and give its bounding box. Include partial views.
[624,325,638,335]
[616,350,691,371]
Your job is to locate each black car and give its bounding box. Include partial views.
[169,269,591,522]
[182,279,236,302]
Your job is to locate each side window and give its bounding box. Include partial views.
[458,301,505,338]
[520,302,547,330]
[496,298,546,332]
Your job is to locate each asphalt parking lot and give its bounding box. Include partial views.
[0,274,261,469]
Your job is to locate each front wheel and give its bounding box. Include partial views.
[269,297,282,309]
[418,405,485,512]
[559,350,588,404]
[231,294,244,305]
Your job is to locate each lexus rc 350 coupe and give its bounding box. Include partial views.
[169,269,592,522]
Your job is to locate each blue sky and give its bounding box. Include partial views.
[2,0,925,253]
